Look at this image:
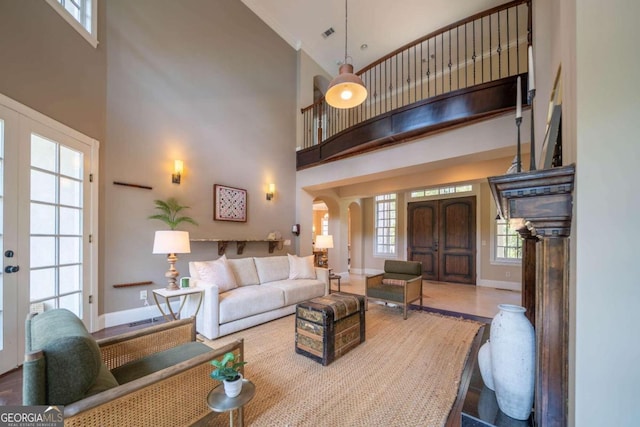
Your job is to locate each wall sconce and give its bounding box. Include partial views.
[266,183,275,201]
[172,160,184,184]
[292,224,300,236]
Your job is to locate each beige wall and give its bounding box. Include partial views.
[573,1,640,425]
[0,0,107,141]
[102,0,297,314]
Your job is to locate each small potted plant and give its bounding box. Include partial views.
[210,352,247,397]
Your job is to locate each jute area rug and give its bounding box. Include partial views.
[203,304,482,427]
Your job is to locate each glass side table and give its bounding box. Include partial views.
[207,379,255,427]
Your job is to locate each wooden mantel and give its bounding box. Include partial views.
[488,164,575,427]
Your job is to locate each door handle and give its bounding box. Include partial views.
[4,265,19,273]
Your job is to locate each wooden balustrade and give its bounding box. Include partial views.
[300,0,531,160]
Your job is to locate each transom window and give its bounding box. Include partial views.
[495,218,522,261]
[411,184,472,198]
[374,194,397,257]
[45,0,98,48]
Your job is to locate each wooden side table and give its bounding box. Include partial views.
[152,286,203,322]
[207,379,255,427]
[329,273,341,293]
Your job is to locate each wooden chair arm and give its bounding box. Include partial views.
[64,339,243,426]
[365,273,384,286]
[97,317,196,370]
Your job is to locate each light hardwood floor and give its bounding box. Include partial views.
[333,273,522,319]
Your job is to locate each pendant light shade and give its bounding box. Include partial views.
[326,64,368,109]
[325,0,367,109]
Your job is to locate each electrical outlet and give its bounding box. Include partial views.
[506,271,511,278]
[140,290,147,300]
[284,239,291,246]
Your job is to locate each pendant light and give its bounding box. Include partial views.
[325,0,367,109]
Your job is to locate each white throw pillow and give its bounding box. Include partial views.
[192,255,237,293]
[287,254,316,280]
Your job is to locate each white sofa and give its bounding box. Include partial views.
[187,255,329,340]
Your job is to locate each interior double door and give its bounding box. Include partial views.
[408,196,476,284]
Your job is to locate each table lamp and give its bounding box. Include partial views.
[314,235,334,268]
[153,230,191,290]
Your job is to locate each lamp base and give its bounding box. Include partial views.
[165,253,180,291]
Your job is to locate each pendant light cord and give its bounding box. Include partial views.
[344,0,348,64]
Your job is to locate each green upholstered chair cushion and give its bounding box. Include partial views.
[25,309,104,405]
[85,363,120,397]
[111,341,212,384]
[384,260,422,276]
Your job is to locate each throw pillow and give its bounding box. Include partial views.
[382,278,406,286]
[288,254,316,280]
[192,255,237,293]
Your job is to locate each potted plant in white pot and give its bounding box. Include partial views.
[210,352,247,397]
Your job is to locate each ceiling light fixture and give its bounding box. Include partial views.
[325,0,367,109]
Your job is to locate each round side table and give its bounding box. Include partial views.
[207,379,255,427]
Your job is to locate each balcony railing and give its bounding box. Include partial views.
[300,0,531,152]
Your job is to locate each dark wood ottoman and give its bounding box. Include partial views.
[295,293,365,366]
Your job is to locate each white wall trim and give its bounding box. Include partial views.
[477,279,522,292]
[98,301,181,330]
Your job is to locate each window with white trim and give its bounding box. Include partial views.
[495,218,522,261]
[45,0,98,48]
[321,213,329,236]
[374,194,397,257]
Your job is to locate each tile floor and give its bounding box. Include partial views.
[332,273,522,320]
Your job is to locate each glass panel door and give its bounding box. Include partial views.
[29,134,84,316]
[0,95,97,375]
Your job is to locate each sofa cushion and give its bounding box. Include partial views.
[253,256,289,284]
[287,254,316,280]
[227,258,260,287]
[111,342,212,384]
[191,255,237,293]
[85,363,120,397]
[26,309,104,405]
[262,279,326,306]
[219,285,284,324]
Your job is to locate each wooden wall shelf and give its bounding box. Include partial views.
[191,239,284,256]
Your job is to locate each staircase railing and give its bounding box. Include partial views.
[301,0,531,149]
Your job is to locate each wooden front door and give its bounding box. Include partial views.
[408,196,476,284]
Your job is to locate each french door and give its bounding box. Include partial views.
[0,95,98,374]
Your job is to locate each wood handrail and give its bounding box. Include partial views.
[356,0,529,75]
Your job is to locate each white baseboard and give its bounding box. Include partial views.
[98,300,180,330]
[477,279,522,292]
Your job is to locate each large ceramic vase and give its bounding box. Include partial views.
[490,304,535,420]
[477,340,495,390]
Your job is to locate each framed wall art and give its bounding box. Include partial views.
[214,184,247,222]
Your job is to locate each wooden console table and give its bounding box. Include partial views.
[191,238,283,256]
[488,164,575,427]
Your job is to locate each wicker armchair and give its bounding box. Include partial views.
[365,260,423,319]
[23,309,243,427]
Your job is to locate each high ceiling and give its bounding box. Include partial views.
[241,0,510,77]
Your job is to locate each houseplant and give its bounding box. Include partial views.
[148,198,198,230]
[210,352,247,397]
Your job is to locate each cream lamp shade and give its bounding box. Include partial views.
[153,230,191,290]
[315,234,334,250]
[153,230,191,254]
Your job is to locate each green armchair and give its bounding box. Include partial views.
[365,260,423,319]
[23,308,243,426]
